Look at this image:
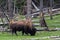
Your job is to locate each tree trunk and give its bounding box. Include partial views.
[40,11,49,31]
[49,0,53,20]
[26,0,32,19]
[7,0,14,19]
[48,7,53,20]
[13,0,15,15]
[40,0,49,31]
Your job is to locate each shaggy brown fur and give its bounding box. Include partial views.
[9,19,32,28]
[9,19,36,36]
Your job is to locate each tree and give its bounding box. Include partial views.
[49,0,54,20]
[26,0,32,19]
[40,0,49,31]
[7,0,14,19]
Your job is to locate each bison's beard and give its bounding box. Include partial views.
[27,27,36,36]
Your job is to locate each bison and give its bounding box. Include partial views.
[9,19,36,36]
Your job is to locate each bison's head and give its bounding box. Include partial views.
[29,27,36,36]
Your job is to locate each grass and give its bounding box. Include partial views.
[0,31,60,40]
[45,15,60,28]
[32,15,60,28]
[0,15,60,40]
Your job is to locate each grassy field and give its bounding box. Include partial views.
[0,15,60,40]
[33,14,60,28]
[0,31,60,40]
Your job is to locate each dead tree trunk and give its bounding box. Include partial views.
[40,0,49,31]
[7,0,14,19]
[26,0,32,19]
[48,0,53,20]
[40,11,49,31]
[13,0,15,15]
[48,7,53,20]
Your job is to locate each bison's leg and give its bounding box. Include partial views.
[22,27,28,36]
[11,29,15,35]
[22,28,27,36]
[12,29,18,36]
[25,32,28,35]
[14,30,18,36]
[22,30,28,35]
[22,30,24,35]
[24,27,29,35]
